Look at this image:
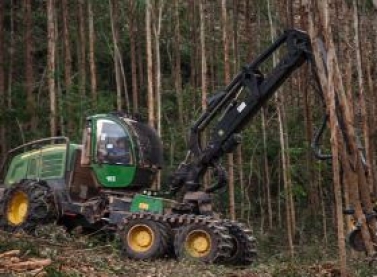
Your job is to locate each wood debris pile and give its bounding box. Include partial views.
[0,249,51,275]
[276,262,356,277]
[306,263,353,277]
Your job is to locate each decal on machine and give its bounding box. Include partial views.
[139,203,149,210]
[237,102,246,113]
[106,176,116,182]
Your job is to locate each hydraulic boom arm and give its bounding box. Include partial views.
[169,29,319,198]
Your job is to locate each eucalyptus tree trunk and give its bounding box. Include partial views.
[24,0,36,133]
[309,1,377,273]
[232,1,245,219]
[128,1,138,113]
[365,41,377,195]
[0,0,5,160]
[109,1,130,113]
[153,0,165,190]
[109,0,122,111]
[373,3,377,194]
[7,0,14,109]
[136,13,144,96]
[297,0,318,215]
[62,0,72,86]
[221,0,235,220]
[277,0,296,239]
[245,0,255,62]
[340,2,352,233]
[232,0,239,72]
[244,0,256,221]
[267,0,294,256]
[153,0,164,137]
[303,78,318,212]
[174,0,184,127]
[199,0,209,188]
[146,0,155,128]
[199,1,207,113]
[353,0,375,195]
[55,2,64,136]
[261,108,272,229]
[77,0,86,99]
[308,3,346,273]
[47,0,57,136]
[209,1,216,93]
[277,98,295,256]
[62,0,73,136]
[88,0,97,108]
[190,1,198,89]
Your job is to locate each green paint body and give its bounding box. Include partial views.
[91,164,136,188]
[4,144,80,187]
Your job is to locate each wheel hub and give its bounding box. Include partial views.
[127,224,155,252]
[186,230,211,257]
[7,191,29,225]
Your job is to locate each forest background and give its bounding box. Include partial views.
[0,0,377,276]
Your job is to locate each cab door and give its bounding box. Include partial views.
[91,117,137,188]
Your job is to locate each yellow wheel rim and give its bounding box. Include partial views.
[185,229,212,258]
[127,224,155,253]
[7,191,29,225]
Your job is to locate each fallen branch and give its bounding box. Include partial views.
[6,259,51,272]
[0,249,20,259]
[0,249,51,274]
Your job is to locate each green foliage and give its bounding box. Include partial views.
[352,261,377,277]
[44,266,82,277]
[0,236,40,257]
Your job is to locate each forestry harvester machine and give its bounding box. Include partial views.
[0,29,332,264]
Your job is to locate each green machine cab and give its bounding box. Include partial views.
[2,113,163,189]
[85,113,163,189]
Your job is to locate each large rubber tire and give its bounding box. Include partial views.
[120,218,170,260]
[223,221,257,265]
[0,180,57,233]
[174,222,232,263]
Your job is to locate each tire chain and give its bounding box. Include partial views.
[221,220,257,265]
[0,180,56,232]
[118,212,234,263]
[154,221,171,257]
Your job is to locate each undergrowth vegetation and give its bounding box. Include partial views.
[0,224,375,277]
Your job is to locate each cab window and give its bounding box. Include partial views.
[27,159,37,178]
[96,119,132,165]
